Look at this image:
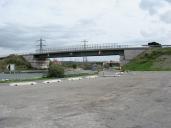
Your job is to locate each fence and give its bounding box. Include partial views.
[36,43,131,54]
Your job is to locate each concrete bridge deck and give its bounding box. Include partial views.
[23,44,148,69]
[33,44,148,58]
[34,44,147,54]
[0,43,149,69]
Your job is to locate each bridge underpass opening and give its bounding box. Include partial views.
[50,55,121,62]
[25,45,147,69]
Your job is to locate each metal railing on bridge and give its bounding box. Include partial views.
[35,43,134,54]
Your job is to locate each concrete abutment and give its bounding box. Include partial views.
[23,55,49,69]
[120,49,146,65]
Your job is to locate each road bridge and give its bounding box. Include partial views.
[23,43,148,69]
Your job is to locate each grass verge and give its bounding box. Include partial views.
[0,72,98,84]
[124,48,171,71]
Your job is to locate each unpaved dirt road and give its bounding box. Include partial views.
[0,72,171,128]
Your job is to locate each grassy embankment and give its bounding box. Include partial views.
[0,54,32,71]
[124,48,171,71]
[0,55,99,83]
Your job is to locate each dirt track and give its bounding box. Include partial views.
[0,72,171,128]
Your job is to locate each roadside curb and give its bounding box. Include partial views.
[68,77,83,81]
[42,79,62,84]
[9,82,37,86]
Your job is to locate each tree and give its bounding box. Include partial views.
[72,64,77,69]
[48,64,64,78]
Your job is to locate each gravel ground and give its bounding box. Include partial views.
[0,72,171,128]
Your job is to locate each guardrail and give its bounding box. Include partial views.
[0,44,150,57]
[35,43,143,54]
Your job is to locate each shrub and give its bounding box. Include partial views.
[81,64,92,70]
[48,64,64,78]
[72,64,77,69]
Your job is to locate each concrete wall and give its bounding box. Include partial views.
[23,55,49,69]
[120,49,146,65]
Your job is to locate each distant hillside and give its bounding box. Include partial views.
[0,55,32,72]
[124,48,171,71]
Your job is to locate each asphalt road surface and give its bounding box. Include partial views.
[0,72,171,128]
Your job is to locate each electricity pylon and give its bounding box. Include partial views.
[36,38,46,53]
[81,40,88,63]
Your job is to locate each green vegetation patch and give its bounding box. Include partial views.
[0,55,32,72]
[48,64,64,78]
[124,48,171,71]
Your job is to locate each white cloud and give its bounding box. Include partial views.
[160,10,171,23]
[140,0,171,24]
[0,0,171,56]
[139,0,166,15]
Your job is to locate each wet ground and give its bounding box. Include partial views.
[0,71,171,128]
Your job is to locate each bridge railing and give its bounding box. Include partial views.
[36,43,130,54]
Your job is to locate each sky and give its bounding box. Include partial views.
[0,0,171,58]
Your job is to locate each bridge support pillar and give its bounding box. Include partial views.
[120,49,146,65]
[120,55,126,66]
[23,55,49,69]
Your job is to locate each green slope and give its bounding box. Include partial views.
[124,48,171,71]
[0,55,32,72]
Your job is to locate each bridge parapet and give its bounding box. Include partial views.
[35,43,140,54]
